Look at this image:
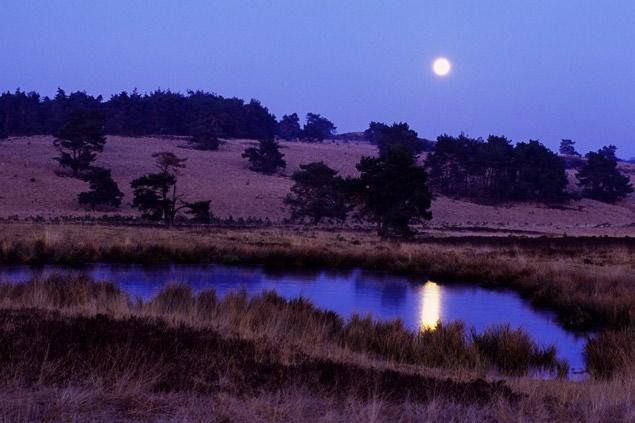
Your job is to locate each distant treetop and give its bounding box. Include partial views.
[0,88,284,140]
[276,113,302,140]
[425,134,568,203]
[559,139,580,156]
[577,145,633,203]
[301,113,336,142]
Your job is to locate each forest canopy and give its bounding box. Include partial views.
[0,88,278,140]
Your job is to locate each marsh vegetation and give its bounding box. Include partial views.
[0,275,632,421]
[1,223,632,331]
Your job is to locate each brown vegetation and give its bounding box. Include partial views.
[0,275,633,422]
[585,328,635,379]
[0,275,563,377]
[0,223,633,331]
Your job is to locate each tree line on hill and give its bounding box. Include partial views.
[284,124,631,227]
[425,134,631,204]
[16,93,635,236]
[425,134,569,202]
[50,111,432,236]
[0,88,337,142]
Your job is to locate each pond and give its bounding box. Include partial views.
[0,263,589,376]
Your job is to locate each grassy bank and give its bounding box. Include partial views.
[0,275,567,378]
[0,275,633,422]
[0,223,633,331]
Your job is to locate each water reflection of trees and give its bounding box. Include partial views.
[353,270,410,309]
[261,266,355,283]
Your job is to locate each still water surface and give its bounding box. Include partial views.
[0,263,589,375]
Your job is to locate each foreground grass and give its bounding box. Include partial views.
[0,223,633,331]
[0,276,633,422]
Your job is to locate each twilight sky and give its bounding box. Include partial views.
[1,1,634,157]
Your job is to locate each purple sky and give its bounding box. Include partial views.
[1,1,634,157]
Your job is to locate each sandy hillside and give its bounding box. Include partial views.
[0,136,633,236]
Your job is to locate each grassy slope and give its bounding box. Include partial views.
[1,135,634,236]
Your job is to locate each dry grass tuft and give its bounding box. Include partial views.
[472,325,569,378]
[0,273,129,312]
[585,327,635,379]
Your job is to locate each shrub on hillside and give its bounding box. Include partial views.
[242,138,286,174]
[78,167,124,210]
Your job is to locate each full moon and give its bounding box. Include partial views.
[432,57,451,77]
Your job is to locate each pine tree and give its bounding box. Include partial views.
[284,162,350,224]
[242,138,286,174]
[277,113,301,140]
[189,118,222,150]
[77,167,124,210]
[54,109,106,176]
[301,113,336,142]
[373,122,422,158]
[131,152,212,224]
[559,139,579,156]
[131,152,186,224]
[577,146,633,203]
[184,200,213,223]
[355,148,432,237]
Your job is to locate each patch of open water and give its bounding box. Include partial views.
[0,263,590,376]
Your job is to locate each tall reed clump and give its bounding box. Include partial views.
[0,275,569,378]
[340,318,479,370]
[339,318,567,377]
[471,325,569,377]
[584,327,635,379]
[417,322,480,369]
[0,273,129,313]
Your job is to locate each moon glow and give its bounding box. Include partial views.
[432,57,451,77]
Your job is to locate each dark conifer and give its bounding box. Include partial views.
[355,149,432,237]
[284,162,351,224]
[54,109,106,176]
[577,146,633,203]
[78,167,123,210]
[242,138,286,174]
